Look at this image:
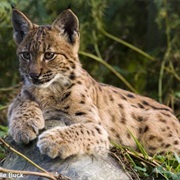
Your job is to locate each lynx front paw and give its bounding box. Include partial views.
[8,100,45,144]
[37,127,71,159]
[9,116,44,144]
[37,124,110,159]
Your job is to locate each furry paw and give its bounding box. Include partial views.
[9,116,44,144]
[37,127,70,159]
[8,100,45,144]
[37,124,110,159]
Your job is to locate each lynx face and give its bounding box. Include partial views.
[13,9,80,88]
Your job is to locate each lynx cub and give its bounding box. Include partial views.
[8,8,180,159]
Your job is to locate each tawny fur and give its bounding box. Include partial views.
[8,8,180,159]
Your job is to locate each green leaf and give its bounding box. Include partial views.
[0,125,8,132]
[134,166,147,172]
[174,153,180,169]
[0,125,8,137]
[127,129,149,158]
[175,92,180,98]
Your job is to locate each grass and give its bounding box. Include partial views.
[0,125,8,161]
[111,140,180,180]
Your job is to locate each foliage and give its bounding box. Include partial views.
[0,125,8,138]
[112,130,180,179]
[112,141,180,179]
[0,0,179,112]
[0,125,8,161]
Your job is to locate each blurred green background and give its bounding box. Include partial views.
[0,0,180,125]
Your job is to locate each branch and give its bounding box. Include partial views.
[0,84,21,92]
[109,151,135,180]
[0,138,47,173]
[0,105,8,111]
[158,0,172,103]
[100,29,155,61]
[0,138,71,180]
[79,51,138,94]
[111,142,164,170]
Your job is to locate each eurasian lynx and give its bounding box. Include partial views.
[8,8,180,159]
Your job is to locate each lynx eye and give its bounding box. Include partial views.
[44,52,56,60]
[21,52,31,61]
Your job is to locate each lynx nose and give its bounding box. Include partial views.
[29,72,40,80]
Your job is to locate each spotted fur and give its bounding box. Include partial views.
[8,8,180,159]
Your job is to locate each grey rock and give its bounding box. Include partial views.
[2,120,130,180]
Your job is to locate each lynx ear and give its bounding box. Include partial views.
[52,9,79,44]
[12,9,33,44]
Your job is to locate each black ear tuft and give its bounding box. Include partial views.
[52,9,79,44]
[11,3,16,9]
[12,9,33,44]
[67,3,71,9]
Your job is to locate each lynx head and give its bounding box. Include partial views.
[12,8,80,88]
